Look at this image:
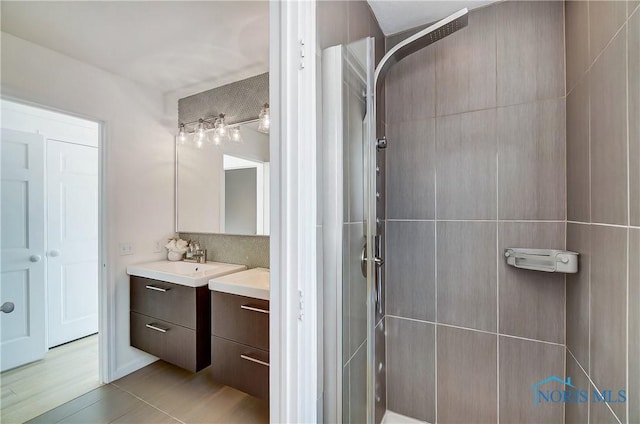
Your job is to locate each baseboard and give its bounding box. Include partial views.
[112,356,157,382]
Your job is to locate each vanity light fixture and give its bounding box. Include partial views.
[176,103,268,147]
[258,103,270,133]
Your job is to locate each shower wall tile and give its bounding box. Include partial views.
[629,11,640,226]
[385,47,436,123]
[347,0,370,44]
[342,363,350,423]
[565,0,590,94]
[349,344,367,424]
[566,223,591,370]
[565,353,590,424]
[386,120,435,220]
[589,0,627,63]
[435,5,496,116]
[386,317,435,423]
[496,0,565,106]
[498,222,565,344]
[347,85,366,222]
[589,383,620,424]
[590,30,628,226]
[435,109,497,220]
[631,1,640,16]
[566,77,590,223]
[499,336,564,424]
[318,1,348,49]
[629,229,640,424]
[437,326,497,424]
[386,221,435,322]
[589,225,627,421]
[347,223,367,358]
[497,99,566,221]
[375,320,387,424]
[437,222,497,332]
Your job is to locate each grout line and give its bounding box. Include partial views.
[111,383,187,424]
[568,6,629,100]
[387,219,567,223]
[433,103,438,424]
[384,315,566,348]
[625,11,631,424]
[566,348,623,424]
[568,221,634,229]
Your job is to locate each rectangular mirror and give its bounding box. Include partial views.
[176,121,269,235]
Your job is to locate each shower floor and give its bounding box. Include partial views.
[382,410,429,424]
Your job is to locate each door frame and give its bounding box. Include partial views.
[269,0,318,422]
[1,96,109,384]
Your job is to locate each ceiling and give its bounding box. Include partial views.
[368,0,497,35]
[1,1,269,94]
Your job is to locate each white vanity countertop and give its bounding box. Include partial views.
[208,268,270,300]
[126,261,247,288]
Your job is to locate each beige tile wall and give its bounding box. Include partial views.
[565,2,640,423]
[384,2,568,422]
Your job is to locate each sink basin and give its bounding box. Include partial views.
[208,267,270,300]
[127,260,247,287]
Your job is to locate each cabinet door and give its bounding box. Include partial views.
[130,276,197,329]
[130,312,209,372]
[211,292,269,350]
[210,335,269,400]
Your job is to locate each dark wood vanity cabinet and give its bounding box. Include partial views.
[130,276,210,372]
[210,291,269,400]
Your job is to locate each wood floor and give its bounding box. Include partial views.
[1,335,101,424]
[26,360,269,423]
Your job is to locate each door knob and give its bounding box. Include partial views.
[29,255,42,263]
[48,250,60,257]
[1,302,15,313]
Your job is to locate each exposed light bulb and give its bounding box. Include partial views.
[258,103,270,133]
[177,123,187,144]
[212,132,222,146]
[214,114,227,139]
[230,127,242,143]
[194,119,206,148]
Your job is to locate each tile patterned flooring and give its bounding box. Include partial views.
[26,360,269,423]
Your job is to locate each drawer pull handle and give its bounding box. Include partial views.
[145,285,169,292]
[240,354,269,367]
[146,323,169,333]
[240,305,269,314]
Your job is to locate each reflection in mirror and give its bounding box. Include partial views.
[176,121,269,235]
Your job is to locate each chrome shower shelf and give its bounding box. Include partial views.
[504,248,579,273]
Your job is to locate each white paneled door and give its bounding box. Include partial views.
[1,129,47,372]
[46,140,98,348]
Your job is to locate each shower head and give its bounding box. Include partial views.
[375,8,469,86]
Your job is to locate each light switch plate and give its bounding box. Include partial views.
[119,242,134,256]
[153,240,164,253]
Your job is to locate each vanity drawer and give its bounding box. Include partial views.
[211,292,269,351]
[130,312,209,372]
[131,276,209,330]
[210,335,269,401]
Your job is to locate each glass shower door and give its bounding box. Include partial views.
[321,35,375,424]
[342,36,376,424]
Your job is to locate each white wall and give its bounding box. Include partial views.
[1,32,175,381]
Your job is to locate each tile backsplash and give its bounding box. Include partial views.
[179,233,269,269]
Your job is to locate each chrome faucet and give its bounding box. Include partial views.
[184,242,207,264]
